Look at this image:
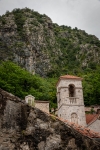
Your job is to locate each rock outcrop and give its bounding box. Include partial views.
[0,8,100,77]
[0,88,100,150]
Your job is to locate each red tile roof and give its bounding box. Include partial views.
[86,114,99,125]
[63,119,100,138]
[43,111,100,138]
[56,75,82,86]
[60,75,82,80]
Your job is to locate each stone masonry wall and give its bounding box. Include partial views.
[58,105,86,126]
[0,88,100,150]
[35,101,49,113]
[87,119,100,133]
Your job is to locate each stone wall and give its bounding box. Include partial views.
[87,119,100,133]
[58,105,86,126]
[35,100,49,113]
[0,88,100,150]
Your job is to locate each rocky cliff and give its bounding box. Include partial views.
[0,88,100,150]
[0,8,100,77]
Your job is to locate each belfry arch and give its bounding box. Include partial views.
[68,84,75,97]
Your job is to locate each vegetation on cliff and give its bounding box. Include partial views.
[0,61,100,107]
[0,61,57,108]
[0,8,100,77]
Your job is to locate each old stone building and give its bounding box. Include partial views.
[25,95,49,113]
[56,75,86,126]
[35,100,49,113]
[86,114,100,133]
[25,95,35,107]
[24,75,100,133]
[85,106,100,114]
[56,75,100,133]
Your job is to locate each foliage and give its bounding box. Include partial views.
[13,8,26,36]
[82,68,100,106]
[0,61,100,108]
[0,61,57,109]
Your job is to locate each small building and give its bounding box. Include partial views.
[25,95,35,107]
[85,106,100,114]
[86,114,100,133]
[35,100,49,113]
[25,95,49,113]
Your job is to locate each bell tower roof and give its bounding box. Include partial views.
[56,75,82,87]
[60,75,82,80]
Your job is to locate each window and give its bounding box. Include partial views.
[69,84,75,97]
[71,113,78,124]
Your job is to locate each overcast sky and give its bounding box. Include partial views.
[0,0,100,39]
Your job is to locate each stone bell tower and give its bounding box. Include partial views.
[56,75,86,126]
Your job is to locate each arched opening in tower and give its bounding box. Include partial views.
[69,84,75,97]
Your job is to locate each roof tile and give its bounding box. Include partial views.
[60,75,82,80]
[42,111,100,138]
[86,114,99,124]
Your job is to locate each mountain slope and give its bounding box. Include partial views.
[0,8,100,77]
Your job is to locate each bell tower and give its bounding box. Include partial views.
[57,75,86,126]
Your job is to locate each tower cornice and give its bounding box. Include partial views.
[58,103,85,110]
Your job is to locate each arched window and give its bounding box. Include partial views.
[71,113,78,124]
[69,84,75,97]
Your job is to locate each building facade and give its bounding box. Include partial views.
[56,75,86,126]
[25,95,35,107]
[25,95,49,113]
[35,100,49,113]
[86,114,100,133]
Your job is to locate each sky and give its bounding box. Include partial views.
[0,0,100,39]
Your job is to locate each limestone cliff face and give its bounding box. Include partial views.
[0,9,61,77]
[0,8,100,77]
[0,88,100,150]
